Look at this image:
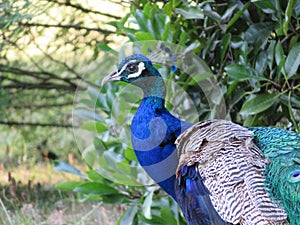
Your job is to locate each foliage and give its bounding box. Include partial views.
[55,1,300,224]
[0,164,116,225]
[115,0,300,130]
[0,0,126,164]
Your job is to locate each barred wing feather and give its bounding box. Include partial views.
[175,120,288,225]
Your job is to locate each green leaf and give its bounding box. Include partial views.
[243,114,259,127]
[74,108,103,122]
[221,4,238,21]
[98,151,141,186]
[161,207,178,224]
[74,182,118,195]
[209,83,227,105]
[96,43,115,53]
[225,64,267,81]
[179,31,187,45]
[163,2,173,17]
[228,89,245,109]
[174,6,204,19]
[139,213,170,224]
[82,145,97,167]
[86,169,105,182]
[116,161,132,176]
[240,94,277,117]
[143,2,152,18]
[93,137,106,156]
[124,148,137,161]
[118,205,138,225]
[55,181,83,191]
[295,0,300,16]
[266,40,276,70]
[183,41,201,54]
[244,22,275,45]
[80,121,107,133]
[143,189,154,219]
[226,2,250,31]
[221,33,231,61]
[289,35,299,51]
[135,31,154,41]
[179,72,214,86]
[255,51,268,74]
[203,6,221,23]
[280,94,300,108]
[275,41,286,73]
[80,194,102,202]
[284,43,300,78]
[162,22,172,42]
[283,0,295,35]
[134,10,148,31]
[100,194,126,204]
[53,160,86,179]
[253,1,276,13]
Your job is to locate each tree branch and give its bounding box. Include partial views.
[19,22,118,35]
[9,102,74,109]
[0,121,76,128]
[0,83,84,91]
[0,64,77,84]
[0,65,87,91]
[45,0,122,20]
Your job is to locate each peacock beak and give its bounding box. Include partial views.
[101,70,122,87]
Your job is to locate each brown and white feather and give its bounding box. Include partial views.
[175,120,288,225]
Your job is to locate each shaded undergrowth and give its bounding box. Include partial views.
[0,163,123,225]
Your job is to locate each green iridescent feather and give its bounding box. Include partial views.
[250,127,300,225]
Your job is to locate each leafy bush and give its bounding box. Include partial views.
[56,1,300,224]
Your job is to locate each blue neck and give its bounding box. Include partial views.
[131,96,192,199]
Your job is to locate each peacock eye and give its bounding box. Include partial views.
[289,170,300,182]
[127,64,138,72]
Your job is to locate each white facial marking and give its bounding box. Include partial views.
[127,62,145,79]
[114,59,138,77]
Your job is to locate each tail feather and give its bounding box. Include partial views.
[250,127,300,225]
[265,152,300,225]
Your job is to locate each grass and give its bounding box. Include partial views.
[0,162,123,225]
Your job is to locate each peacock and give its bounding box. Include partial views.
[101,53,300,225]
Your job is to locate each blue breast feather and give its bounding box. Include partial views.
[131,97,191,198]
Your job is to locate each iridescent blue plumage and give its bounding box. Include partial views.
[131,96,191,198]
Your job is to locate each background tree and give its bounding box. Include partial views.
[0,0,127,163]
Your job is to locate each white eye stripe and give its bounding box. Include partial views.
[115,59,138,77]
[127,62,145,79]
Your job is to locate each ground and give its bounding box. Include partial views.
[0,163,123,225]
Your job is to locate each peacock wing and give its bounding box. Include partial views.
[175,120,289,225]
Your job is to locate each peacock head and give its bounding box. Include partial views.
[102,54,162,84]
[102,54,166,97]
